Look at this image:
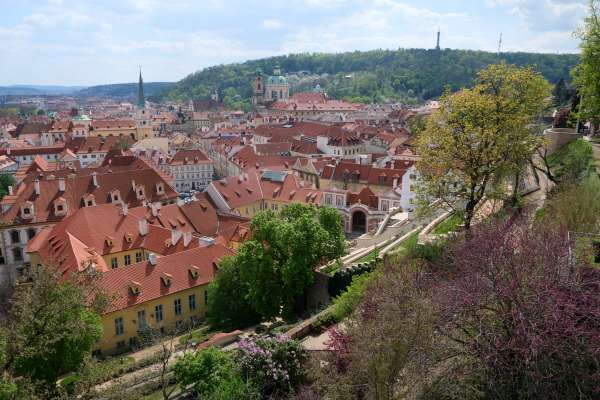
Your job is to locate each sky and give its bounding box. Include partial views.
[0,0,589,86]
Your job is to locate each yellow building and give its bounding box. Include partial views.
[95,244,231,355]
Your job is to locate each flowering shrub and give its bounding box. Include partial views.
[237,335,308,397]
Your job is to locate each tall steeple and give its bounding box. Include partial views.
[137,67,145,109]
[435,28,441,50]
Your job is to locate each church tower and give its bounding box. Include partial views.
[138,69,145,108]
[252,68,265,106]
[135,68,152,139]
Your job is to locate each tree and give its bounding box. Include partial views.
[573,0,600,129]
[416,63,551,229]
[1,264,106,394]
[437,219,600,399]
[209,204,346,326]
[207,256,261,330]
[173,347,257,399]
[0,175,15,200]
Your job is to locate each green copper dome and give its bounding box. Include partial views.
[267,75,288,85]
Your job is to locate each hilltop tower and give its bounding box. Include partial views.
[435,28,440,50]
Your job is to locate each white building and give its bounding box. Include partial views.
[168,149,214,191]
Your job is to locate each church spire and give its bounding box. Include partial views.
[138,67,145,108]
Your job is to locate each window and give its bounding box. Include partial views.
[57,204,64,211]
[26,228,36,240]
[137,310,147,331]
[12,247,23,262]
[111,257,118,269]
[155,304,163,323]
[189,294,196,311]
[336,196,343,207]
[381,200,389,212]
[174,298,182,316]
[410,174,417,180]
[115,317,124,335]
[204,290,208,305]
[10,230,20,244]
[124,254,131,266]
[135,252,142,263]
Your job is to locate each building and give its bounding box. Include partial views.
[25,201,236,355]
[206,170,321,218]
[168,149,214,191]
[0,155,178,283]
[94,244,231,354]
[251,66,290,106]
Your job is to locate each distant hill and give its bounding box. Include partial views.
[75,82,175,101]
[0,85,87,96]
[165,48,580,109]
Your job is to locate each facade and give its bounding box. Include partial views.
[251,66,290,106]
[168,149,214,191]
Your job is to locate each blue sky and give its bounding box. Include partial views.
[0,0,588,86]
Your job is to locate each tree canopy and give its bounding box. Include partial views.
[163,48,577,107]
[208,204,346,328]
[416,63,551,229]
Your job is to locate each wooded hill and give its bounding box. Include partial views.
[164,48,579,109]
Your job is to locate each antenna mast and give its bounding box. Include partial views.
[498,33,503,55]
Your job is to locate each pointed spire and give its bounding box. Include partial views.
[138,66,145,109]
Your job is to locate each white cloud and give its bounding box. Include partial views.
[261,18,284,30]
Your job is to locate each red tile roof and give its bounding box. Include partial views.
[99,244,233,313]
[169,149,212,165]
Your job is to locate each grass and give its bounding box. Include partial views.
[432,214,463,235]
[548,138,595,180]
[355,247,380,264]
[322,259,343,275]
[178,325,212,345]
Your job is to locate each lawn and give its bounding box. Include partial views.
[355,247,380,264]
[432,214,463,235]
[178,325,212,345]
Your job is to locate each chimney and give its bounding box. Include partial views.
[148,252,157,266]
[121,202,128,216]
[393,178,398,188]
[138,218,148,236]
[131,180,136,191]
[7,186,13,196]
[58,177,65,192]
[150,202,159,217]
[183,231,192,247]
[34,179,40,195]
[92,172,99,187]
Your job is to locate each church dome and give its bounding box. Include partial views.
[267,75,288,85]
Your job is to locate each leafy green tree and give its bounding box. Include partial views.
[0,175,15,200]
[173,347,258,399]
[573,0,600,128]
[1,264,106,390]
[207,256,261,330]
[417,63,551,229]
[209,203,346,326]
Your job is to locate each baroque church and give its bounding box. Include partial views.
[251,65,290,106]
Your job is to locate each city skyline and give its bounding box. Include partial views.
[0,0,588,86]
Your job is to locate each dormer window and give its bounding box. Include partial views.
[156,183,164,195]
[105,237,114,247]
[129,281,142,295]
[83,194,96,207]
[161,273,172,287]
[125,233,134,243]
[110,190,120,203]
[20,201,34,220]
[189,266,199,279]
[54,197,68,216]
[135,185,146,200]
